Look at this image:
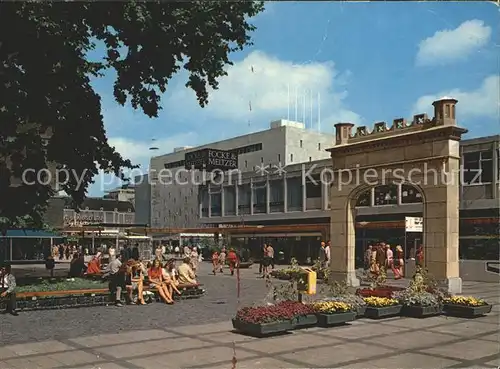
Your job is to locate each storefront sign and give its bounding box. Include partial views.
[405,216,423,232]
[184,148,238,171]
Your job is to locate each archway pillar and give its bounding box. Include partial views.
[329,184,360,287]
[422,157,462,294]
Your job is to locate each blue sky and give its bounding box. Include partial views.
[89,1,499,196]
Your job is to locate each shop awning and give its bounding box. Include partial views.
[1,230,63,239]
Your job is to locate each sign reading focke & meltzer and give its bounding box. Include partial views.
[184,148,238,171]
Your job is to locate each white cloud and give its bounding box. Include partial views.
[168,50,360,131]
[87,133,197,196]
[416,20,491,67]
[412,75,499,120]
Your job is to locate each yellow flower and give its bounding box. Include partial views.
[313,301,353,313]
[363,297,399,307]
[445,296,486,307]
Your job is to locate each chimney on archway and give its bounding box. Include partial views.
[334,123,355,145]
[432,97,458,126]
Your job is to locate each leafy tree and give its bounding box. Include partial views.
[0,1,264,231]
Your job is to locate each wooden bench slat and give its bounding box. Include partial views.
[18,289,108,298]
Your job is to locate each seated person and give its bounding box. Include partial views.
[163,261,181,296]
[69,253,86,277]
[126,261,146,305]
[86,255,101,275]
[177,257,197,285]
[148,258,174,304]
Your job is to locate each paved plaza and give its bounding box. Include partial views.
[1,264,499,368]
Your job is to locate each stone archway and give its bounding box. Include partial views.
[326,98,466,293]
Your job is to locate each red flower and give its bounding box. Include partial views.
[235,301,315,324]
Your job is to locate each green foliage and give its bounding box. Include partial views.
[0,1,264,230]
[319,280,366,307]
[17,278,106,293]
[367,267,387,289]
[396,266,448,306]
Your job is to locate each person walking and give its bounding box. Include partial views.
[218,247,226,273]
[324,241,331,268]
[227,249,239,276]
[267,243,275,270]
[364,245,373,271]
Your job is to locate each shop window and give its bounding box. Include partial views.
[373,185,398,206]
[356,189,371,207]
[401,184,423,204]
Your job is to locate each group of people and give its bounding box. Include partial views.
[365,242,406,279]
[211,247,239,276]
[105,254,198,307]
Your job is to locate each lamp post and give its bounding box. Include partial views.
[149,140,159,250]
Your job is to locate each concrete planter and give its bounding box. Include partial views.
[0,293,110,311]
[292,314,318,329]
[401,305,442,318]
[443,304,492,318]
[316,312,356,327]
[356,305,367,318]
[365,305,402,319]
[232,319,293,337]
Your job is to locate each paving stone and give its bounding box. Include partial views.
[365,353,460,368]
[421,339,500,361]
[2,357,41,369]
[379,315,450,329]
[168,321,234,336]
[479,332,500,343]
[205,331,260,344]
[28,356,66,369]
[375,331,456,350]
[315,322,409,340]
[428,320,498,337]
[203,357,301,369]
[237,332,342,354]
[127,346,254,368]
[484,357,500,367]
[70,329,177,348]
[0,348,18,361]
[96,337,212,359]
[73,363,129,369]
[281,342,392,367]
[48,351,100,366]
[2,340,73,357]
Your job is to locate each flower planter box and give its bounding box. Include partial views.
[443,304,492,318]
[356,306,367,318]
[0,293,111,311]
[316,312,356,327]
[356,286,404,298]
[402,305,442,318]
[292,314,318,329]
[364,305,402,319]
[232,318,292,337]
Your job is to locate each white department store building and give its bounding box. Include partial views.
[147,120,335,228]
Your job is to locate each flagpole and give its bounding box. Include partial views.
[302,90,306,125]
[310,90,313,129]
[287,84,290,121]
[295,86,298,122]
[318,92,321,132]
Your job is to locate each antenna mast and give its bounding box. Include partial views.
[318,92,321,132]
[302,90,306,125]
[287,84,290,121]
[310,90,313,129]
[295,86,298,122]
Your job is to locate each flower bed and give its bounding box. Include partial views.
[443,296,492,318]
[270,268,302,280]
[396,283,442,318]
[232,303,295,337]
[363,297,402,319]
[356,286,404,298]
[312,301,356,327]
[17,278,106,294]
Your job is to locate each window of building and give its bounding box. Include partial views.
[245,160,248,168]
[261,157,264,163]
[401,184,423,204]
[318,143,321,150]
[290,154,293,162]
[300,140,303,148]
[309,157,312,162]
[373,185,398,206]
[305,174,322,198]
[463,150,493,184]
[278,154,281,162]
[356,189,371,207]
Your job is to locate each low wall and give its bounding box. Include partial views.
[405,259,500,283]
